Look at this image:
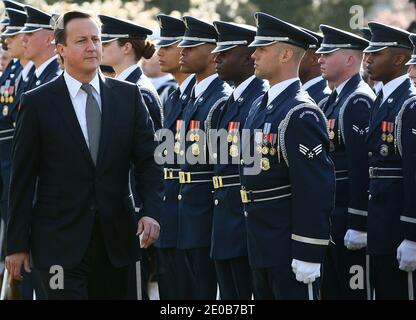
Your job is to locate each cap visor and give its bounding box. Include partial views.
[155,39,181,47]
[2,28,21,36]
[363,45,387,53]
[248,39,277,47]
[316,47,340,54]
[101,37,118,44]
[211,44,237,53]
[406,58,416,65]
[19,26,42,34]
[177,39,206,48]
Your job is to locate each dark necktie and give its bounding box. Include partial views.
[370,90,384,122]
[324,89,338,112]
[81,84,101,164]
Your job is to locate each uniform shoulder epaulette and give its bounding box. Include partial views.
[317,96,329,109]
[279,102,327,167]
[395,94,416,156]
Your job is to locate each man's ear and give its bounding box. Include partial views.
[56,43,64,58]
[392,53,407,67]
[280,47,293,63]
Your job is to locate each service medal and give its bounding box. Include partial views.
[229,145,239,157]
[387,134,394,143]
[191,143,200,156]
[269,147,276,156]
[262,146,269,155]
[260,157,270,171]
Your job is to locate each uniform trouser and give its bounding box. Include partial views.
[181,247,217,300]
[370,254,415,300]
[214,256,253,300]
[252,264,320,300]
[156,247,193,300]
[38,215,130,300]
[321,241,369,300]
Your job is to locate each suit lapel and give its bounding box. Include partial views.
[325,74,361,117]
[53,74,95,168]
[96,75,115,169]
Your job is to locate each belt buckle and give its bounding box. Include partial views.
[164,168,174,180]
[240,189,248,204]
[179,172,191,183]
[369,167,375,179]
[213,176,219,189]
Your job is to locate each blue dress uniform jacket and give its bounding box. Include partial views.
[0,59,23,214]
[7,74,163,269]
[25,59,60,92]
[156,76,196,248]
[396,94,416,242]
[323,74,375,240]
[240,80,335,268]
[177,77,232,249]
[306,78,331,109]
[211,77,267,260]
[366,78,416,255]
[125,66,163,131]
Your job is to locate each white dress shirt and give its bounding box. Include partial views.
[335,77,350,96]
[302,76,324,91]
[179,74,195,96]
[381,74,408,104]
[35,55,59,78]
[233,75,256,101]
[194,73,218,99]
[267,77,299,106]
[64,71,101,148]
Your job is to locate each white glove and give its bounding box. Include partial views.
[397,239,416,272]
[291,259,320,284]
[344,229,367,250]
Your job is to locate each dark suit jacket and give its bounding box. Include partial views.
[6,73,163,269]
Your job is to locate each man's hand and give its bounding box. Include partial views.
[136,216,160,249]
[5,252,31,281]
[397,239,416,272]
[291,259,321,284]
[344,229,367,250]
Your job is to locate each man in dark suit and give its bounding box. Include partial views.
[5,11,163,300]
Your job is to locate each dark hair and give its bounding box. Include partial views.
[54,11,93,46]
[117,38,155,61]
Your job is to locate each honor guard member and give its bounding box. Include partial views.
[176,16,232,299]
[316,25,375,300]
[20,5,60,92]
[364,22,416,299]
[153,14,195,300]
[0,0,25,31]
[394,34,416,296]
[210,21,267,300]
[98,14,164,299]
[299,27,331,109]
[360,27,383,94]
[241,12,335,300]
[99,14,163,131]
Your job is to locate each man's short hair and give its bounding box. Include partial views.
[54,11,93,45]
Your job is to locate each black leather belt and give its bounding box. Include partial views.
[240,184,291,204]
[369,167,403,179]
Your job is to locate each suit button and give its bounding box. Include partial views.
[244,211,248,217]
[240,159,244,165]
[368,194,372,200]
[214,199,219,206]
[163,196,166,201]
[213,153,217,159]
[178,194,182,201]
[368,152,372,157]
